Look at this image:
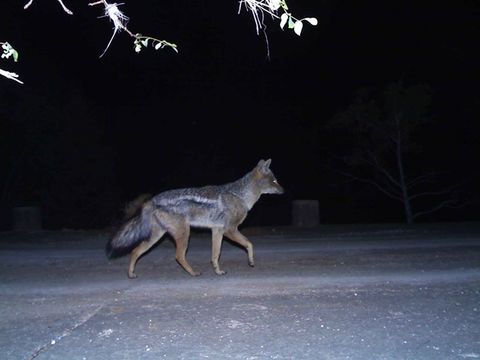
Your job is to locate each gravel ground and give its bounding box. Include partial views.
[0,223,479,360]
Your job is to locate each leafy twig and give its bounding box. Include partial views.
[88,1,177,57]
[134,35,178,54]
[239,0,317,36]
[1,42,23,84]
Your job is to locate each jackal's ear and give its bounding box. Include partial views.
[257,159,271,173]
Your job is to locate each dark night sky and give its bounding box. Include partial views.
[1,0,479,228]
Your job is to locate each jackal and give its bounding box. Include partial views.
[106,159,284,278]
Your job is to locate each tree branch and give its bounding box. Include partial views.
[338,170,403,202]
[24,0,73,15]
[412,198,459,219]
[406,171,442,188]
[363,151,402,188]
[408,183,461,201]
[0,68,23,84]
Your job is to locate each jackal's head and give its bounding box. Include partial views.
[254,159,284,195]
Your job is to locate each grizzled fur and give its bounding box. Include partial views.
[107,159,284,278]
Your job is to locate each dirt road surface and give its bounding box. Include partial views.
[1,223,479,359]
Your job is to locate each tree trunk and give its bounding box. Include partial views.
[394,110,414,224]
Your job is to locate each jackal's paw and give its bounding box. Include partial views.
[190,271,202,277]
[248,261,255,268]
[215,269,227,275]
[128,272,138,279]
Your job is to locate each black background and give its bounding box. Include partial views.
[1,0,479,228]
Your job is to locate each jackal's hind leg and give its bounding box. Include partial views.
[128,224,165,279]
[169,221,200,276]
[211,228,226,275]
[226,229,255,267]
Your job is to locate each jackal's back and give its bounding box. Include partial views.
[151,185,237,228]
[149,159,283,230]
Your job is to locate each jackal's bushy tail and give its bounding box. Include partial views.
[123,193,152,220]
[106,201,155,258]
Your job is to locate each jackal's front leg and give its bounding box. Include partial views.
[226,229,255,268]
[211,228,226,275]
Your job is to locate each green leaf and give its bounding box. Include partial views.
[293,20,303,36]
[1,42,18,61]
[12,49,19,62]
[141,39,149,47]
[280,13,289,30]
[288,16,295,29]
[154,42,162,50]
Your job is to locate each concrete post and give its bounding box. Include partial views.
[292,200,319,227]
[13,206,42,230]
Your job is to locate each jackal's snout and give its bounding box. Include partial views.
[271,178,284,194]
